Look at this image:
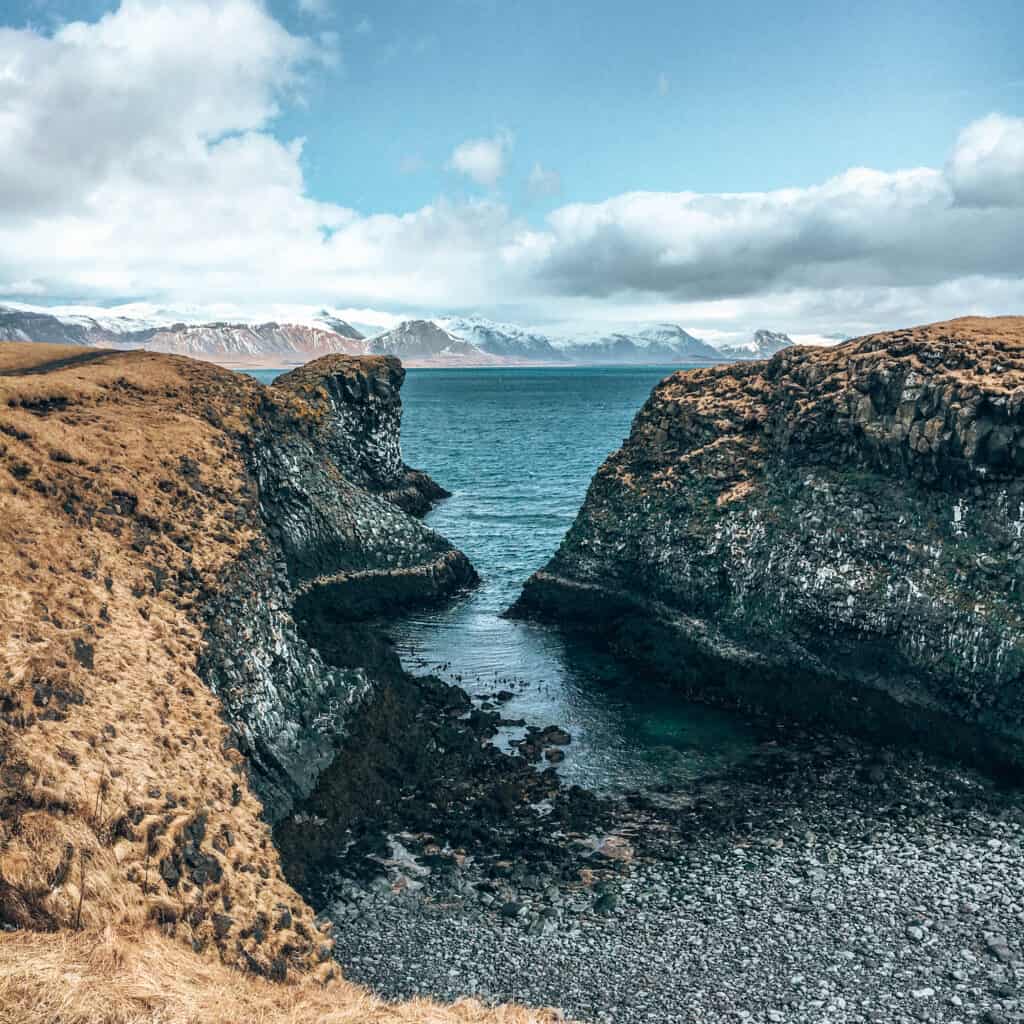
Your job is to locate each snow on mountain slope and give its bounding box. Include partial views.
[135,322,368,358]
[368,320,500,363]
[1,302,802,367]
[0,303,367,359]
[714,329,794,360]
[551,323,725,364]
[0,307,95,345]
[439,316,567,361]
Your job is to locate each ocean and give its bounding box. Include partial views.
[248,365,759,791]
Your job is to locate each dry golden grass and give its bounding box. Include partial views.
[0,342,561,1023]
[0,927,558,1024]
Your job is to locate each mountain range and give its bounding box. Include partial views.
[714,329,795,361]
[0,304,796,368]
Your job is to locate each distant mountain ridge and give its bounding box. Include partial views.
[0,303,796,367]
[438,316,566,361]
[130,321,366,358]
[367,320,499,362]
[550,323,725,364]
[715,329,794,360]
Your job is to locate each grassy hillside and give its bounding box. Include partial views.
[0,343,556,1024]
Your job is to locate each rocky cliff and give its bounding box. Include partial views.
[0,343,475,984]
[201,355,474,823]
[513,317,1024,774]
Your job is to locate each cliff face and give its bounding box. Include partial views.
[201,355,473,822]
[513,317,1024,773]
[0,343,472,979]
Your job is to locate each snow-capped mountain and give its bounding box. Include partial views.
[0,303,368,359]
[553,323,724,364]
[310,310,365,340]
[439,316,567,361]
[632,324,725,361]
[368,320,497,362]
[714,329,794,360]
[1,301,197,337]
[131,322,367,358]
[1,302,801,368]
[0,306,95,346]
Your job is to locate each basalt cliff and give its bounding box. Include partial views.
[0,343,552,1024]
[513,317,1024,774]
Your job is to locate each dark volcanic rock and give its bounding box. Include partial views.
[273,356,448,516]
[0,308,93,346]
[512,317,1024,775]
[199,354,476,822]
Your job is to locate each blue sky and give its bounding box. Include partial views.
[1,0,1023,338]
[283,0,1024,217]
[10,0,1023,217]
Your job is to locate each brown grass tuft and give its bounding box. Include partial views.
[0,928,561,1024]
[0,342,562,1023]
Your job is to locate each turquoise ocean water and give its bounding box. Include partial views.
[247,366,759,792]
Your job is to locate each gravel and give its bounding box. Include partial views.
[327,743,1024,1024]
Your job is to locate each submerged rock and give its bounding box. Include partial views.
[512,317,1024,775]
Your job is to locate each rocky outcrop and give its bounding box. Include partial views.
[199,354,475,821]
[512,317,1024,775]
[271,356,449,516]
[0,342,473,976]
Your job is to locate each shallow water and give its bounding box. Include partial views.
[248,365,761,792]
[394,367,761,793]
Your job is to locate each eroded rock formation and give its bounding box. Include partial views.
[513,317,1024,774]
[0,343,473,978]
[201,355,474,821]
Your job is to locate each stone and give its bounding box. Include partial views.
[510,319,1024,772]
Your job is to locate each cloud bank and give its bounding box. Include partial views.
[0,0,1023,339]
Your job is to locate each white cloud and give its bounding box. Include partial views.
[947,113,1024,207]
[537,156,1024,302]
[355,16,372,34]
[447,132,512,187]
[0,280,45,296]
[528,163,562,198]
[0,1,1021,340]
[0,0,317,222]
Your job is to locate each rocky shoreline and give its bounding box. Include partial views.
[4,327,1024,1024]
[325,723,1024,1024]
[512,318,1024,778]
[263,322,1024,1024]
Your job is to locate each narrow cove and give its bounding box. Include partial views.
[390,365,762,793]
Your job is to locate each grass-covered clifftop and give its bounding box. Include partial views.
[513,317,1024,773]
[0,343,549,1024]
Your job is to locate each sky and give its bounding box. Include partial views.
[0,0,1022,341]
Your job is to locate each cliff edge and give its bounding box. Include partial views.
[513,317,1024,774]
[0,344,538,1024]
